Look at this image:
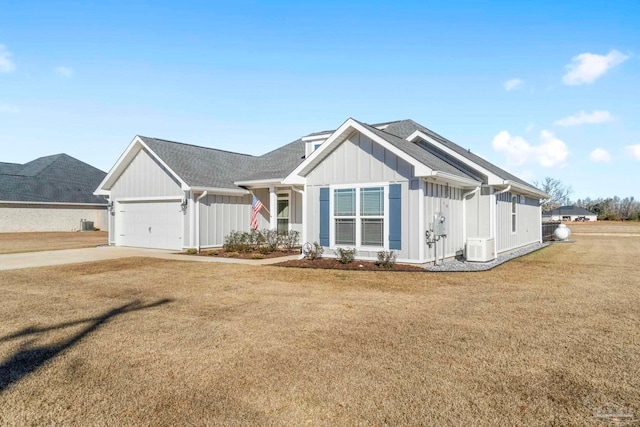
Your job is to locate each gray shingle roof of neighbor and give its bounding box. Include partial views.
[543,206,595,216]
[0,154,107,204]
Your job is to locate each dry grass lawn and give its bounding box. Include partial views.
[0,227,639,426]
[0,231,108,254]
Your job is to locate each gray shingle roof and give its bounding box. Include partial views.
[138,136,306,188]
[383,119,537,190]
[355,120,479,182]
[543,206,595,216]
[0,154,107,204]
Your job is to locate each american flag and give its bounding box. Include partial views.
[250,195,264,230]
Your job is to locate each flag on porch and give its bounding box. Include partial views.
[250,195,264,230]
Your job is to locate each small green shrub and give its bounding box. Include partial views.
[185,248,198,255]
[336,247,356,264]
[376,250,397,269]
[223,230,251,252]
[226,252,240,258]
[251,253,265,260]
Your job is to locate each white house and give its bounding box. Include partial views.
[95,118,548,263]
[0,154,108,232]
[542,206,597,222]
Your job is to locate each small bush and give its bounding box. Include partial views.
[336,247,356,264]
[262,229,280,252]
[251,253,265,260]
[209,250,219,256]
[376,250,397,269]
[185,248,198,255]
[282,230,300,251]
[223,231,251,252]
[259,245,272,255]
[226,252,240,258]
[304,242,324,260]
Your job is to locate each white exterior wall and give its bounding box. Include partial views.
[198,194,253,247]
[495,192,541,253]
[108,148,186,247]
[109,149,183,199]
[423,183,465,262]
[305,132,419,261]
[0,205,108,232]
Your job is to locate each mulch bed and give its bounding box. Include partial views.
[273,258,425,271]
[192,249,300,259]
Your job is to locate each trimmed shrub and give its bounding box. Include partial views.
[376,250,397,269]
[282,230,300,251]
[336,247,356,264]
[185,248,198,255]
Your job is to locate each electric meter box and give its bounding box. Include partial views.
[434,212,447,236]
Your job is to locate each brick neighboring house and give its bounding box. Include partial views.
[0,154,108,232]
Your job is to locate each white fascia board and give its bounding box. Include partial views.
[500,180,549,199]
[95,136,188,193]
[0,201,108,207]
[422,171,481,187]
[233,178,283,187]
[406,130,503,185]
[189,186,250,196]
[301,133,332,142]
[284,118,430,183]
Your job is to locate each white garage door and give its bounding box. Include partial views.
[116,200,183,250]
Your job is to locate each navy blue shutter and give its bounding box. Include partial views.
[319,188,330,246]
[389,184,401,250]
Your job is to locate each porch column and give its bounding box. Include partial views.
[269,186,277,230]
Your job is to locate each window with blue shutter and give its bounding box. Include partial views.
[319,188,330,246]
[389,184,401,250]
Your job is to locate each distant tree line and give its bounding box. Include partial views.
[535,177,639,220]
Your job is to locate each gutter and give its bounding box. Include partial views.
[461,186,480,249]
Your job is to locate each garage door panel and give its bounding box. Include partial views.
[116,201,183,250]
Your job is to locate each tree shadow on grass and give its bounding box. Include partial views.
[0,298,172,392]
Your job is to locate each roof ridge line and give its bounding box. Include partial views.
[141,136,256,158]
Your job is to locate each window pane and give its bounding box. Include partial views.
[277,198,289,218]
[361,219,383,246]
[512,196,516,213]
[277,218,289,235]
[512,214,516,233]
[334,189,355,216]
[335,219,355,245]
[360,187,383,216]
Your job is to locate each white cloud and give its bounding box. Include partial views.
[503,78,523,91]
[0,44,16,73]
[54,66,74,78]
[562,50,629,85]
[0,102,20,113]
[554,110,614,126]
[492,130,569,168]
[626,145,640,160]
[589,148,611,162]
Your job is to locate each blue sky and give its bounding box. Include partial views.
[1,0,638,200]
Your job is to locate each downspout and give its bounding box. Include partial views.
[195,191,208,252]
[462,186,480,250]
[492,184,511,259]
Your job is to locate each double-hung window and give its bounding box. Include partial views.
[511,195,517,233]
[333,186,385,247]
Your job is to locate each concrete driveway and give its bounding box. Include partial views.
[0,246,299,271]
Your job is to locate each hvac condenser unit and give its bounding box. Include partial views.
[466,238,496,262]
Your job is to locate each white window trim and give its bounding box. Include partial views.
[277,190,291,233]
[329,182,389,250]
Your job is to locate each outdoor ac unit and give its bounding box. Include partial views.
[466,238,496,262]
[80,219,94,232]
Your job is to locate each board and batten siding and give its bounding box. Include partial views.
[198,194,253,247]
[109,148,183,200]
[495,193,540,252]
[305,132,419,261]
[465,190,492,240]
[423,183,465,262]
